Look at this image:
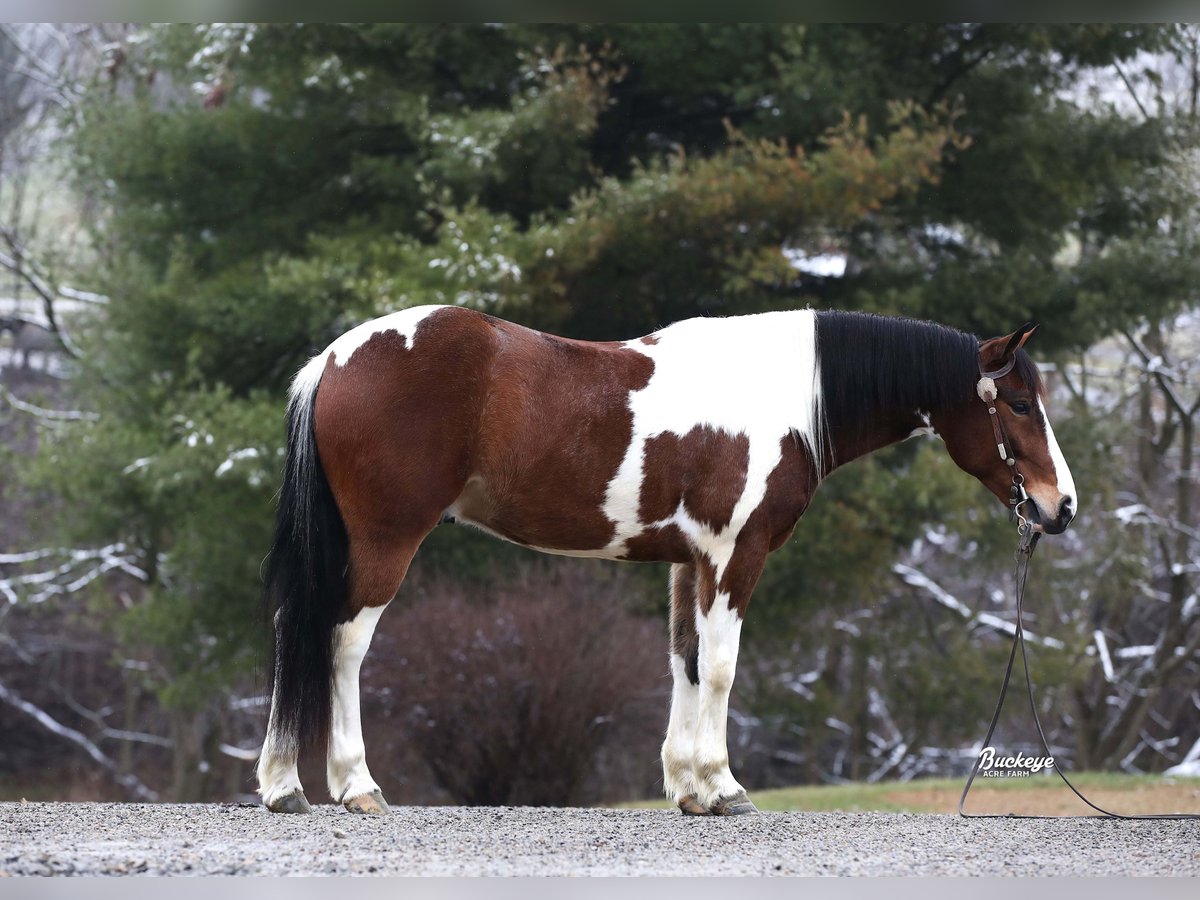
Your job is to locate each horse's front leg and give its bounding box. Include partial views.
[661,564,707,814]
[692,547,764,816]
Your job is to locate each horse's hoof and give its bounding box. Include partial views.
[678,794,711,816]
[709,790,759,816]
[344,789,389,816]
[266,789,312,814]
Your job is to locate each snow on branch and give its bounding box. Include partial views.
[0,547,59,564]
[228,695,268,711]
[893,563,972,617]
[0,679,158,801]
[1094,629,1115,682]
[0,384,98,422]
[57,285,108,305]
[896,561,1067,650]
[1166,734,1200,777]
[1110,503,1200,542]
[0,542,149,604]
[218,742,262,762]
[972,612,1065,649]
[96,728,172,748]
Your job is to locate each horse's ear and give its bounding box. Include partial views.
[980,322,1038,369]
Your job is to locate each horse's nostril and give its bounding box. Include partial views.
[1059,496,1076,523]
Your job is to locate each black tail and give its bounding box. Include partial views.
[263,362,348,759]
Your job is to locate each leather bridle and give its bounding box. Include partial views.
[975,358,1033,533]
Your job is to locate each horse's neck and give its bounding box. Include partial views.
[823,407,933,475]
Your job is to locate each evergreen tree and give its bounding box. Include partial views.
[9,24,1194,796]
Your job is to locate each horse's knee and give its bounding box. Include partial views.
[701,650,737,693]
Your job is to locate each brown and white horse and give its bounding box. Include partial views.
[256,305,1076,816]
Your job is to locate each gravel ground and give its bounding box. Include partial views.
[1,802,1198,876]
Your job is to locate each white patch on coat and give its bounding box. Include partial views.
[326,605,386,803]
[286,305,446,483]
[1037,397,1077,510]
[290,305,444,406]
[907,410,937,439]
[601,310,822,569]
[325,305,444,368]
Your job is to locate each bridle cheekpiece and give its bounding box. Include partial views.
[977,357,1032,534]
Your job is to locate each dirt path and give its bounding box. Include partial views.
[2,802,1198,876]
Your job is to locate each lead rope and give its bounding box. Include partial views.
[958,522,1200,820]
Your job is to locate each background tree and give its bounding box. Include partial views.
[2,23,1197,802]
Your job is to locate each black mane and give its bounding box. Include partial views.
[814,310,1043,447]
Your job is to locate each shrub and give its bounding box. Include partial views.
[362,560,667,806]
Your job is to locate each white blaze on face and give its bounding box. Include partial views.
[1038,397,1077,512]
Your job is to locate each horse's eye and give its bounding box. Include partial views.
[1010,401,1031,416]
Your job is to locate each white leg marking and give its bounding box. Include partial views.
[661,654,701,802]
[257,682,304,807]
[327,605,386,803]
[1038,397,1077,508]
[693,596,746,808]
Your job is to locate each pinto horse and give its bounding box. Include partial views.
[256,306,1076,816]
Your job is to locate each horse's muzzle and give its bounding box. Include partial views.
[1034,496,1075,535]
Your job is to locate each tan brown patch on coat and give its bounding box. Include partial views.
[315,308,497,615]
[713,434,816,616]
[670,563,700,684]
[638,426,750,532]
[622,523,692,563]
[451,321,655,552]
[694,552,719,615]
[640,335,659,345]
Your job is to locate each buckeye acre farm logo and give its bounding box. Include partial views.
[977,746,1055,778]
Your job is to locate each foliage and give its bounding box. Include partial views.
[4,23,1198,800]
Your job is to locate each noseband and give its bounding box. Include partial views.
[976,358,1032,534]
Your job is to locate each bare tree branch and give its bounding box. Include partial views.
[0,679,158,801]
[1113,57,1153,122]
[0,227,87,360]
[1122,327,1190,419]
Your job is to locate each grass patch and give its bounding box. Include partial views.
[624,773,1200,815]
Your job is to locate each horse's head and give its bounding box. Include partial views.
[938,323,1077,535]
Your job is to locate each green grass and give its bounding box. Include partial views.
[623,773,1200,814]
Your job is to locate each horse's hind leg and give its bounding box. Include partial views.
[258,694,310,813]
[327,535,423,815]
